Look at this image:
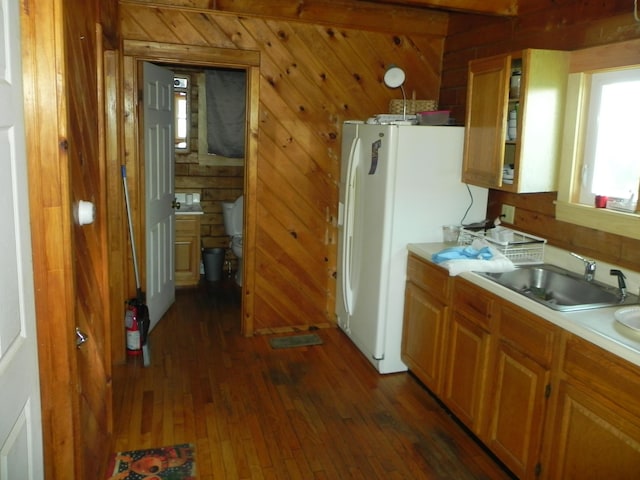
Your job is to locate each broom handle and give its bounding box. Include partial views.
[121,165,142,291]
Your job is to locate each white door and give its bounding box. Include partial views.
[143,62,176,331]
[0,0,44,477]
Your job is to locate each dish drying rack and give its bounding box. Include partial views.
[458,227,546,265]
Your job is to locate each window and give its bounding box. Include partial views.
[174,75,190,151]
[578,68,640,210]
[197,68,246,166]
[556,40,640,240]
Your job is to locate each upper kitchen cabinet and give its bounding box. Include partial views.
[462,49,569,193]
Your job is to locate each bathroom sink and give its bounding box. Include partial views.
[478,264,638,311]
[175,203,203,214]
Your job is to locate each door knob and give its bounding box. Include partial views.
[75,327,89,348]
[172,199,181,209]
[74,200,96,225]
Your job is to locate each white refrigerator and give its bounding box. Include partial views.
[336,121,488,373]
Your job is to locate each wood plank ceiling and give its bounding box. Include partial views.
[120,0,451,334]
[361,0,518,16]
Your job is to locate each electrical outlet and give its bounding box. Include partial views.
[501,204,515,224]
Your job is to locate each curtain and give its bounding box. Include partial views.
[205,68,246,158]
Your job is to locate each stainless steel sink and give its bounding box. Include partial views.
[478,264,638,311]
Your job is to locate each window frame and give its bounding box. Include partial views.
[196,72,246,167]
[555,39,640,241]
[173,74,190,152]
[578,67,640,206]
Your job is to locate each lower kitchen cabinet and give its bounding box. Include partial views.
[175,215,201,287]
[486,342,549,478]
[485,303,555,479]
[444,309,491,433]
[402,254,451,395]
[547,382,640,478]
[441,277,554,477]
[444,278,493,435]
[545,334,640,478]
[402,253,640,479]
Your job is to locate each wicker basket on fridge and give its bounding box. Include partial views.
[389,99,437,115]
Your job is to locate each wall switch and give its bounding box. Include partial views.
[501,204,516,224]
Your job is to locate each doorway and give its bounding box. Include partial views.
[170,65,246,287]
[119,41,260,339]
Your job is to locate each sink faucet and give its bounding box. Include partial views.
[610,269,627,300]
[570,252,596,281]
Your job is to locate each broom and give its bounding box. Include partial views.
[121,165,151,366]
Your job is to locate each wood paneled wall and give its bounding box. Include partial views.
[119,0,449,333]
[441,0,640,271]
[22,0,116,477]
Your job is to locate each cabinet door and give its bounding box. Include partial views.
[516,49,569,193]
[547,381,640,479]
[486,341,550,479]
[402,281,448,395]
[462,54,511,189]
[444,310,491,434]
[175,217,200,286]
[175,236,198,283]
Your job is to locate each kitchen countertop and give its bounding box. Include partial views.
[175,204,204,215]
[408,242,640,367]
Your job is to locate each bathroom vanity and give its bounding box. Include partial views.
[175,204,203,287]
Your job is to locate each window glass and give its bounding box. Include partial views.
[204,68,246,158]
[579,68,640,211]
[196,69,246,166]
[174,75,189,151]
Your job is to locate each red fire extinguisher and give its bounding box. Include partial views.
[125,302,142,356]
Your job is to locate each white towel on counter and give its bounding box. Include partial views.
[437,239,516,276]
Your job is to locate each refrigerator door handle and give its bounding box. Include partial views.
[337,201,344,227]
[341,137,360,316]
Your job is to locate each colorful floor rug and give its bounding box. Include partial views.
[105,443,196,480]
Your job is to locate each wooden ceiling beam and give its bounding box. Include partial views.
[361,0,518,16]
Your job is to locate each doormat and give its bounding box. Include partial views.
[269,333,323,349]
[105,443,196,480]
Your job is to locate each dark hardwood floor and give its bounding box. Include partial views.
[112,280,515,479]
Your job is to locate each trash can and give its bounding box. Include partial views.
[203,247,225,282]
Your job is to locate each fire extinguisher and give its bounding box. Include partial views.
[125,302,142,356]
